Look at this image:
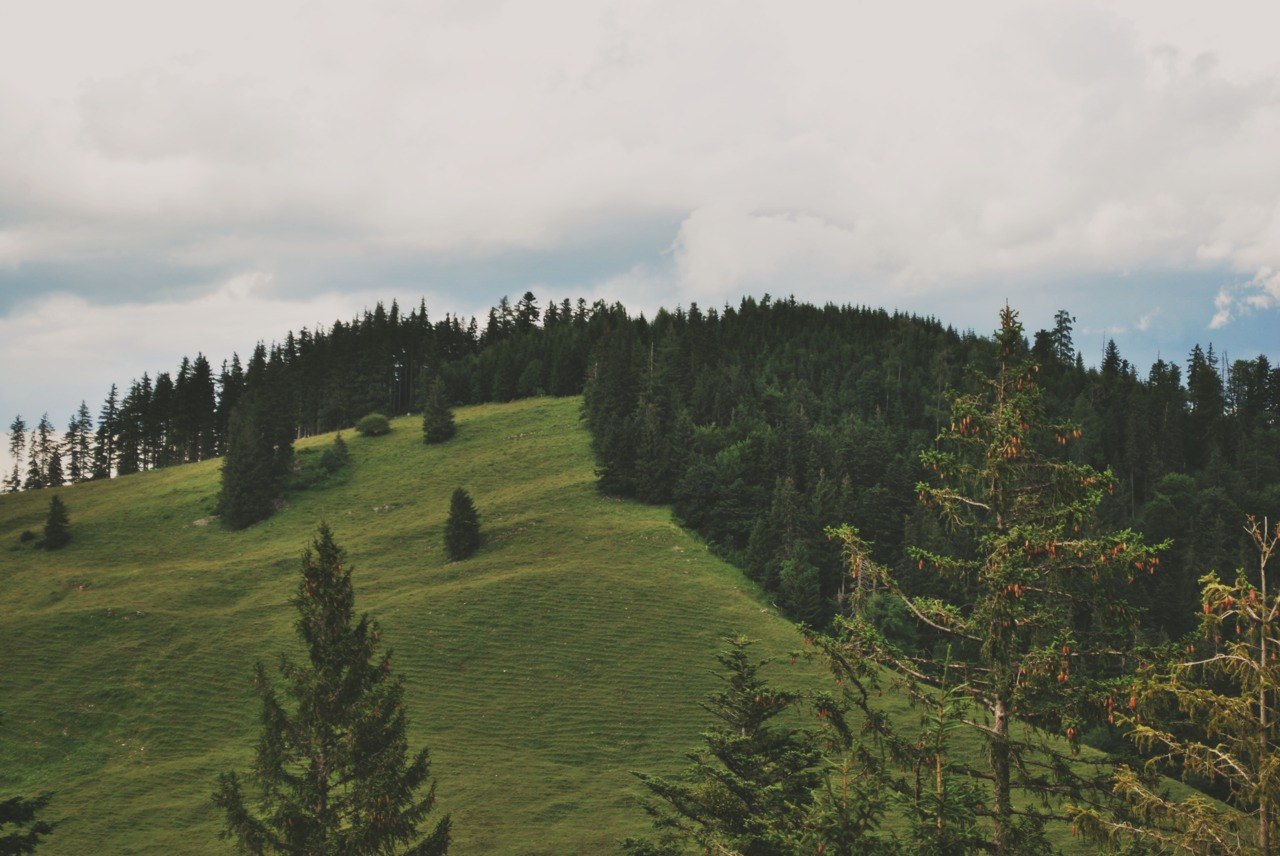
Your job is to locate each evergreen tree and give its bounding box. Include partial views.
[420,376,455,444]
[92,385,120,479]
[66,404,92,484]
[625,636,823,856]
[0,789,54,855]
[4,415,24,493]
[214,524,450,855]
[443,488,481,561]
[42,496,70,550]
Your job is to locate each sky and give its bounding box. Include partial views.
[2,0,1279,451]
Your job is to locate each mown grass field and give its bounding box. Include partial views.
[0,397,829,854]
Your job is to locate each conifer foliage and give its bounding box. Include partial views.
[214,524,449,856]
[626,636,822,856]
[420,376,455,444]
[42,496,70,550]
[443,489,480,562]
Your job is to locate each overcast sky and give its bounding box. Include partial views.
[2,0,1279,443]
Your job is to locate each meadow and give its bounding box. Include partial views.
[0,397,823,854]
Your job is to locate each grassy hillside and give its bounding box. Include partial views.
[0,397,825,854]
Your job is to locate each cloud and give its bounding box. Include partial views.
[1211,267,1280,328]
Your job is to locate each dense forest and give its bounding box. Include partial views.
[7,293,1277,642]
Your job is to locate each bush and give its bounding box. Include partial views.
[444,488,481,561]
[18,529,35,543]
[356,413,391,437]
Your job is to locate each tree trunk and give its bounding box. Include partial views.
[992,695,1012,855]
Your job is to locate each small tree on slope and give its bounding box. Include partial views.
[421,376,455,445]
[443,489,480,561]
[214,524,450,855]
[42,496,70,550]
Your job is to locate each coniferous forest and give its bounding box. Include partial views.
[4,293,1280,853]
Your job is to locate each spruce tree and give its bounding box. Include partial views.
[3,415,24,493]
[625,636,823,855]
[42,496,70,550]
[214,524,450,855]
[420,376,455,444]
[218,401,290,530]
[443,489,480,561]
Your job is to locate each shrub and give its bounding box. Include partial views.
[355,413,391,437]
[444,488,481,561]
[18,529,35,543]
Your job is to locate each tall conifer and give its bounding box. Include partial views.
[214,524,449,855]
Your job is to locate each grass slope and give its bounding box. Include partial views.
[0,398,820,854]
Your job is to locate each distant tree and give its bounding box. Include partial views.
[213,524,450,855]
[443,488,481,561]
[64,404,92,484]
[42,496,70,550]
[3,415,24,493]
[356,413,391,437]
[92,385,120,480]
[625,636,823,855]
[0,789,54,854]
[421,376,456,444]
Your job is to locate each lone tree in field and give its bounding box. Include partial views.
[42,496,70,550]
[829,306,1163,854]
[1072,516,1280,855]
[214,524,450,855]
[443,489,481,561]
[421,376,455,445]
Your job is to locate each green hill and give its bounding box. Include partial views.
[0,397,821,854]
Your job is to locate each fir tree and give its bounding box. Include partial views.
[43,496,70,550]
[217,396,293,530]
[213,524,450,855]
[92,385,119,480]
[420,376,455,444]
[443,488,481,561]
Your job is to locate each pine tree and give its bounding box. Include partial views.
[625,636,823,855]
[0,789,54,854]
[421,376,455,444]
[443,488,481,561]
[213,524,450,855]
[43,496,70,550]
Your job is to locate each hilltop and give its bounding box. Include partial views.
[0,397,817,854]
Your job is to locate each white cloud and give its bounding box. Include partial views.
[1211,266,1280,328]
